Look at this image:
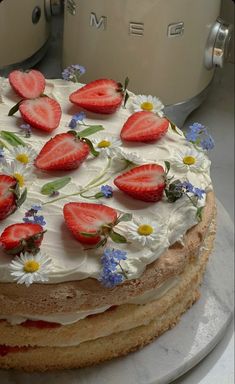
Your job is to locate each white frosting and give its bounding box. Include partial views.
[0,79,212,284]
[0,276,179,325]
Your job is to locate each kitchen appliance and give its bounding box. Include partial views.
[62,0,233,126]
[0,0,53,77]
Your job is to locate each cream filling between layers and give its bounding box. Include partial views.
[0,277,179,325]
[0,79,212,284]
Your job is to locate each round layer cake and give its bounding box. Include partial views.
[0,73,216,371]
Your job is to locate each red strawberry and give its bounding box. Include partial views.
[19,96,62,133]
[121,111,169,142]
[69,79,123,114]
[63,202,117,245]
[0,175,18,220]
[0,223,44,255]
[35,132,90,171]
[114,164,166,202]
[9,70,45,99]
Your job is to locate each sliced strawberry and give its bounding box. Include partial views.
[0,345,29,357]
[9,69,45,99]
[63,202,117,244]
[35,132,90,171]
[69,79,123,114]
[19,96,62,133]
[121,111,169,142]
[0,223,44,255]
[21,320,61,329]
[0,175,17,220]
[114,164,166,202]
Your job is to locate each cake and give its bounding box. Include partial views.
[0,69,216,371]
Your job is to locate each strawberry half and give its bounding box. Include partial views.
[9,70,45,99]
[69,79,123,114]
[114,164,166,202]
[121,111,169,142]
[0,175,18,220]
[0,223,44,255]
[35,132,90,171]
[19,96,62,133]
[63,202,118,245]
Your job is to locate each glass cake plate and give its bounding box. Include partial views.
[0,199,234,384]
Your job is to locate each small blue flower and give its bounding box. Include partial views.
[31,205,42,212]
[73,112,86,122]
[20,123,32,138]
[100,185,113,198]
[68,118,77,129]
[62,64,86,82]
[181,181,194,193]
[185,122,215,152]
[189,122,205,133]
[23,205,46,226]
[193,187,206,199]
[33,215,47,226]
[100,248,127,288]
[201,135,215,151]
[72,64,86,75]
[0,148,4,160]
[100,271,124,288]
[185,130,199,143]
[68,112,86,129]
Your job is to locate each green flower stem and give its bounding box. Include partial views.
[42,158,112,206]
[118,262,128,279]
[84,158,112,189]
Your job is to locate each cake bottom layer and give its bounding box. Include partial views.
[0,285,200,372]
[0,220,215,371]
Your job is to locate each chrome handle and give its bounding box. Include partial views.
[44,0,63,20]
[205,18,233,69]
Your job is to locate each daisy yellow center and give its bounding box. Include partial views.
[13,173,25,187]
[97,140,111,148]
[137,224,154,236]
[24,260,40,273]
[141,102,154,111]
[183,156,196,165]
[16,153,29,164]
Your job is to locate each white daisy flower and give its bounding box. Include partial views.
[92,137,122,158]
[7,145,37,166]
[132,95,165,116]
[116,149,145,165]
[2,161,32,187]
[171,148,205,173]
[125,217,168,250]
[9,251,52,287]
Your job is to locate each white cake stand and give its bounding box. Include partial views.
[0,200,234,384]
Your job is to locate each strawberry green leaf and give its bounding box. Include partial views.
[80,232,98,238]
[196,207,204,221]
[79,125,104,138]
[41,177,71,196]
[82,138,100,157]
[116,213,132,224]
[124,77,130,90]
[164,161,171,174]
[0,131,26,147]
[94,238,108,248]
[169,121,182,136]
[16,188,27,208]
[109,230,127,243]
[8,100,22,116]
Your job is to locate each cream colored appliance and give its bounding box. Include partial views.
[63,0,233,125]
[0,0,53,76]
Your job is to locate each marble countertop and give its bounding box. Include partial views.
[173,62,234,384]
